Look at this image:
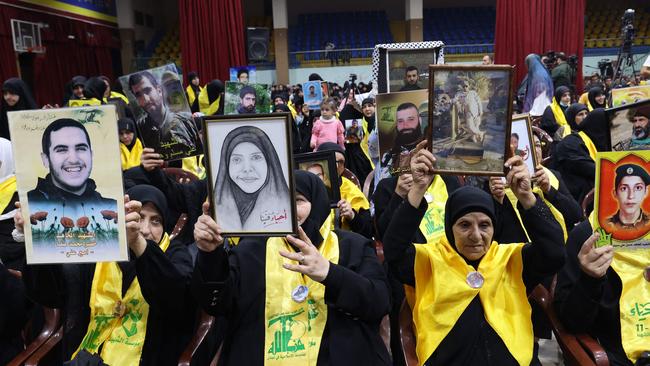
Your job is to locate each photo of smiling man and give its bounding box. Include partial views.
[9,105,128,264]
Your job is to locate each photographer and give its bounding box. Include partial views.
[551,52,573,89]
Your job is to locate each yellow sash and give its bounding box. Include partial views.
[182,155,206,179]
[74,233,171,364]
[360,117,374,169]
[106,91,129,105]
[339,176,369,230]
[577,131,597,161]
[120,139,143,171]
[198,88,220,116]
[504,183,568,242]
[186,85,197,106]
[550,98,568,128]
[69,98,102,107]
[0,176,17,213]
[413,238,532,365]
[264,213,339,366]
[589,214,650,362]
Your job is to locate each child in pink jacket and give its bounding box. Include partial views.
[310,98,345,151]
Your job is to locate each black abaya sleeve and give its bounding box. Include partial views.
[543,171,583,230]
[382,198,428,286]
[348,208,373,239]
[540,106,560,136]
[519,198,566,290]
[191,246,237,316]
[136,240,193,313]
[372,177,405,241]
[22,263,69,308]
[321,236,390,322]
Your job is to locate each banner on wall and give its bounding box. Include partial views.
[18,0,117,23]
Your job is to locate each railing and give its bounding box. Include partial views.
[288,47,374,67]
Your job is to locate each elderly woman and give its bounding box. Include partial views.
[215,125,291,232]
[192,170,391,365]
[19,185,194,365]
[383,145,565,365]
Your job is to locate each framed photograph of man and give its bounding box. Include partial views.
[294,151,341,208]
[344,118,364,144]
[303,81,323,110]
[427,64,514,176]
[8,105,128,264]
[611,85,650,108]
[229,66,257,84]
[224,81,272,115]
[203,113,296,236]
[119,64,202,161]
[510,114,538,176]
[372,41,445,93]
[593,151,650,249]
[376,89,429,177]
[609,99,650,151]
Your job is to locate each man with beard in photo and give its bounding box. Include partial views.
[613,105,650,151]
[128,71,200,156]
[237,86,257,114]
[380,102,423,177]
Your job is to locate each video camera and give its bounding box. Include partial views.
[598,59,614,79]
[543,51,556,68]
[621,9,635,42]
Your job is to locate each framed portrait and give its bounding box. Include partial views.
[593,151,650,249]
[371,41,445,94]
[294,151,341,208]
[303,81,323,110]
[609,99,650,151]
[376,89,429,177]
[510,114,538,176]
[224,81,272,115]
[344,118,364,144]
[321,81,330,98]
[229,66,257,84]
[8,105,128,264]
[611,85,650,108]
[118,64,202,161]
[203,113,297,236]
[427,64,515,176]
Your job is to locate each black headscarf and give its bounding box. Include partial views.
[83,77,107,102]
[444,186,496,265]
[294,170,331,246]
[578,108,609,151]
[553,86,570,107]
[587,87,606,109]
[187,71,200,92]
[206,79,224,104]
[126,184,170,235]
[215,126,289,226]
[316,142,345,155]
[273,104,291,113]
[1,78,37,139]
[118,117,138,149]
[309,73,323,81]
[564,103,589,131]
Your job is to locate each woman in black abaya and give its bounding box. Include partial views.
[0,78,37,139]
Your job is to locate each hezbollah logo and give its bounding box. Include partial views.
[267,309,307,359]
[422,204,444,238]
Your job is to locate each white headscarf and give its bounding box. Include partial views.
[0,138,14,182]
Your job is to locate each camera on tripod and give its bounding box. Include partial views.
[621,9,635,41]
[598,59,614,79]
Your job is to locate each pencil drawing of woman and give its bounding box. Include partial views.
[214,125,291,232]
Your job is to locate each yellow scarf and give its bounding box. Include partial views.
[105,91,129,105]
[577,131,597,161]
[69,98,102,107]
[182,155,206,179]
[120,139,143,171]
[264,213,338,366]
[360,117,374,169]
[589,214,650,363]
[550,98,568,128]
[198,87,220,116]
[412,238,532,365]
[186,85,198,106]
[339,176,369,230]
[0,176,17,213]
[74,233,171,364]
[504,175,568,242]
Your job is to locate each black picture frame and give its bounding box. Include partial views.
[294,150,341,208]
[202,113,297,236]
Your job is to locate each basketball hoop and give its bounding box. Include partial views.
[25,45,46,54]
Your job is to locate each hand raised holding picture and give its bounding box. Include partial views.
[194,201,225,252]
[505,155,536,209]
[141,148,164,172]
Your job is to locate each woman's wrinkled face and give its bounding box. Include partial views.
[295,192,312,225]
[229,142,268,193]
[139,202,164,243]
[452,212,494,261]
[3,91,19,107]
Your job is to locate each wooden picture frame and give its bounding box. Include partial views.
[294,150,341,208]
[427,64,515,176]
[608,99,650,152]
[511,114,538,176]
[202,113,297,236]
